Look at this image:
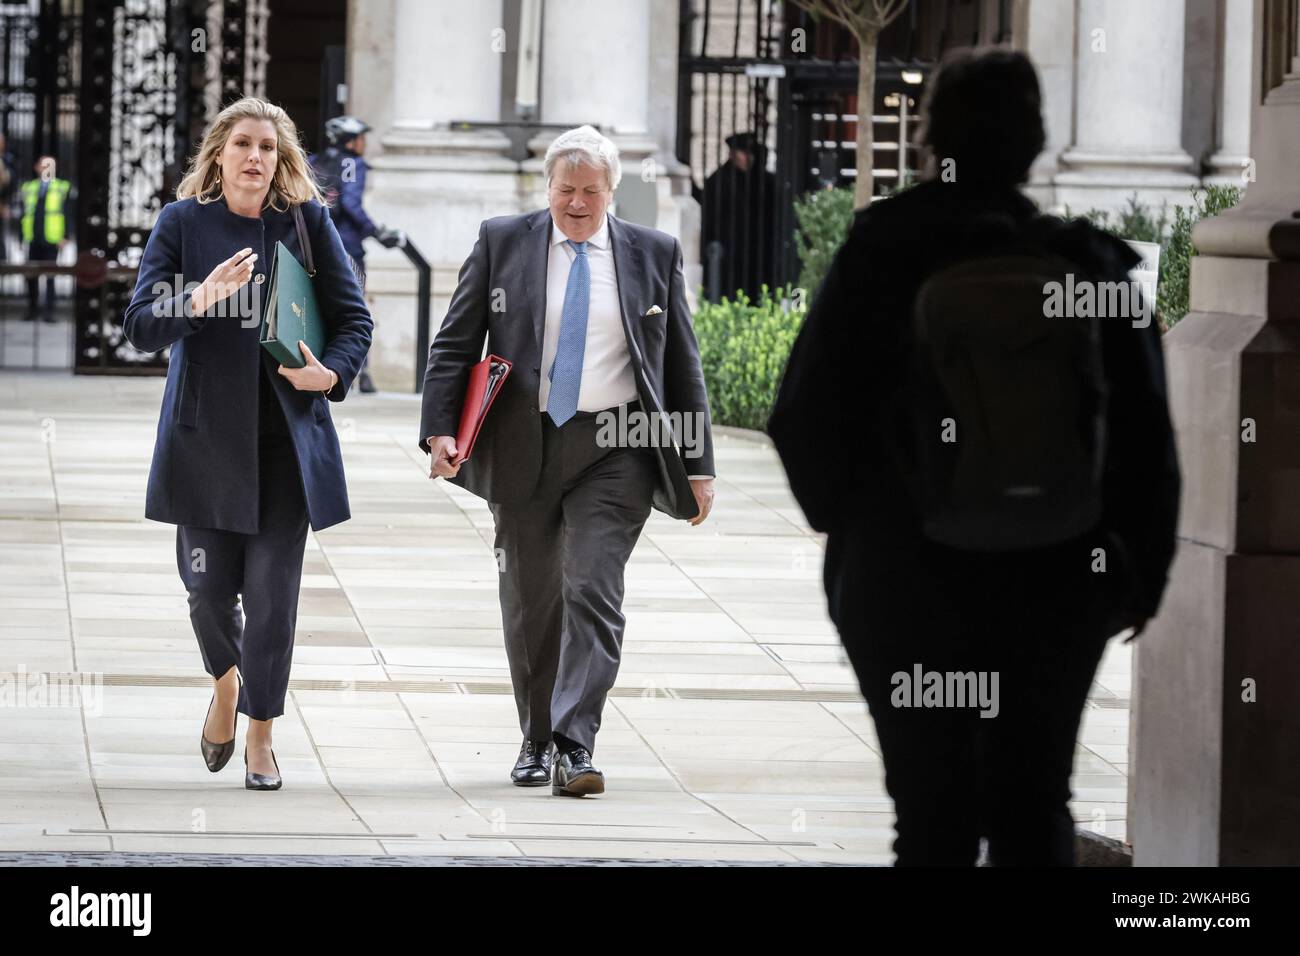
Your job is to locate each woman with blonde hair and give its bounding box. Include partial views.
[123,96,372,790]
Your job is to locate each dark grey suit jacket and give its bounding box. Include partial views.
[418,210,715,520]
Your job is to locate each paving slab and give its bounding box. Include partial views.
[0,371,1133,864]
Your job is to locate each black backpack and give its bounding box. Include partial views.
[896,223,1109,552]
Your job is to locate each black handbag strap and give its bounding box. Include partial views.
[291,203,316,277]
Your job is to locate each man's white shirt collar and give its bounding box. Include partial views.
[550,214,609,250]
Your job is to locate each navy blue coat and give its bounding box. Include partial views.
[123,195,373,534]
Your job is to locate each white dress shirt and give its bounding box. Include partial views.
[540,215,713,482]
[539,215,638,414]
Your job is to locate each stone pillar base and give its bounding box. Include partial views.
[1132,539,1300,865]
[1053,150,1201,214]
[361,128,522,393]
[1206,151,1252,188]
[1130,252,1300,866]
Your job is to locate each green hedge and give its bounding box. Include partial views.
[793,186,856,301]
[1070,193,1169,245]
[1072,185,1241,329]
[693,184,1243,428]
[1150,185,1241,329]
[793,179,914,298]
[693,286,804,431]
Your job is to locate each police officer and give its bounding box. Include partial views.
[311,116,401,392]
[21,156,74,322]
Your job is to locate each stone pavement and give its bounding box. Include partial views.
[0,308,74,371]
[0,371,1133,864]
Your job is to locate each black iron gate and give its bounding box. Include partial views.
[677,0,1013,301]
[75,0,163,373]
[2,0,338,374]
[677,0,798,301]
[69,0,265,374]
[68,0,322,374]
[0,1,81,316]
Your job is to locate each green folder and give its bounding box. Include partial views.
[259,239,323,368]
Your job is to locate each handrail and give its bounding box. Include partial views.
[390,234,432,393]
[0,262,137,280]
[0,251,436,389]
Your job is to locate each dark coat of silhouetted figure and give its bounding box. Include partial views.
[768,49,1180,866]
[699,135,781,301]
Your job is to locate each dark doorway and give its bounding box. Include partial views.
[265,0,346,154]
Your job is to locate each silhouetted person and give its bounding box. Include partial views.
[769,48,1180,866]
[698,132,780,301]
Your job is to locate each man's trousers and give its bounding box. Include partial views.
[489,406,659,752]
[828,524,1122,866]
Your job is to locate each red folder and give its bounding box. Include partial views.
[455,354,512,464]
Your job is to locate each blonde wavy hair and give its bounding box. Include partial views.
[176,96,324,211]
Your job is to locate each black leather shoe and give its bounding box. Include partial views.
[552,745,604,797]
[244,748,282,791]
[199,683,239,773]
[511,739,554,787]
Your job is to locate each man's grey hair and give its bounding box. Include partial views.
[543,125,622,191]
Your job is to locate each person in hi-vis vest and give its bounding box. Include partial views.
[20,156,73,322]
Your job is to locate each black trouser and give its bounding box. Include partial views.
[175,439,310,720]
[828,527,1120,866]
[25,240,58,319]
[489,403,659,752]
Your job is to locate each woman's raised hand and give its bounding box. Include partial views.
[191,247,257,316]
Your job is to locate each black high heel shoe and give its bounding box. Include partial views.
[244,747,282,791]
[199,675,241,773]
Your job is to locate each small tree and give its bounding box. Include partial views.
[791,0,913,208]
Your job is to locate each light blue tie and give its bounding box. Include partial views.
[546,239,590,426]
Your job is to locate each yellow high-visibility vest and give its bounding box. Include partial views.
[20,177,71,244]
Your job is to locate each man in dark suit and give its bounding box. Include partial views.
[698,131,780,302]
[419,125,715,796]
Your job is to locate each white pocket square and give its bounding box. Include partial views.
[643,305,663,316]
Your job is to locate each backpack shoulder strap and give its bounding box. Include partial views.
[291,203,316,277]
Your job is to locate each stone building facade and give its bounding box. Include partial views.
[346,0,1256,390]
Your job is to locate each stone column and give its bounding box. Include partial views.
[646,0,700,274]
[1130,0,1300,866]
[538,0,652,134]
[526,0,690,244]
[1208,0,1255,183]
[1056,0,1200,211]
[345,0,395,164]
[352,0,516,391]
[1015,0,1077,212]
